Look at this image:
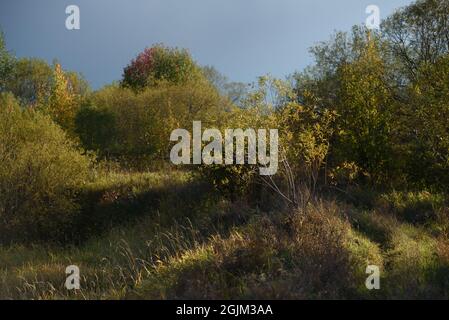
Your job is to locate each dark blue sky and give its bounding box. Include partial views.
[0,0,413,89]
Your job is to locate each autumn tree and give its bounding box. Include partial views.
[122,45,204,90]
[46,63,79,133]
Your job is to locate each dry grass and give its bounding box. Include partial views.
[1,170,449,300]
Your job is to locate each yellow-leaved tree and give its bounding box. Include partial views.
[46,63,78,133]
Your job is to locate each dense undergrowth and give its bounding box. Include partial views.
[0,168,448,300]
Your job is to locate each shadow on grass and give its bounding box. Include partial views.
[65,178,212,245]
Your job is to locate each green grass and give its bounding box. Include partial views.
[1,170,449,299]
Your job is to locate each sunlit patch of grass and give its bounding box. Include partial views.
[344,229,383,297]
[382,223,449,299]
[378,191,447,224]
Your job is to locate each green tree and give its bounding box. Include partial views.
[334,36,396,184]
[75,105,117,154]
[6,58,53,106]
[383,0,449,82]
[122,45,205,91]
[404,54,449,186]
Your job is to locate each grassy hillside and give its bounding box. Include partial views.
[1,168,448,299]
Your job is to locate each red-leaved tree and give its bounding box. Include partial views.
[122,47,157,90]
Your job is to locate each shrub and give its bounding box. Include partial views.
[0,93,91,242]
[91,81,223,164]
[75,105,117,155]
[195,78,280,199]
[197,164,257,198]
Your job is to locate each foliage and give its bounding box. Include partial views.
[404,54,449,186]
[44,63,81,133]
[89,80,223,164]
[334,37,396,184]
[1,57,89,112]
[0,31,15,94]
[197,76,280,197]
[6,58,53,106]
[75,105,118,154]
[122,45,205,90]
[0,93,91,242]
[382,0,449,82]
